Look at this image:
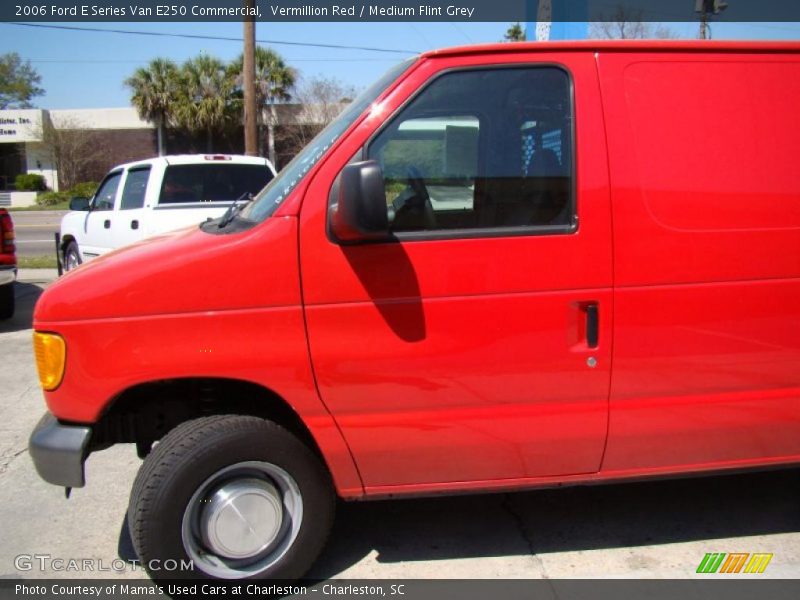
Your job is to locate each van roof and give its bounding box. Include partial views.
[422,39,800,59]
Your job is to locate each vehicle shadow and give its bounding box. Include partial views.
[340,242,426,343]
[309,467,800,577]
[0,281,45,334]
[117,466,800,577]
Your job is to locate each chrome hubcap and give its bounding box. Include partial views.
[181,461,303,579]
[200,478,283,559]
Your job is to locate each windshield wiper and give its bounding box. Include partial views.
[218,192,253,229]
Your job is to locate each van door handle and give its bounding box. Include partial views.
[585,303,599,349]
[131,220,139,230]
[104,219,111,229]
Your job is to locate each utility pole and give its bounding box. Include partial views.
[243,0,257,156]
[698,8,709,39]
[695,0,728,40]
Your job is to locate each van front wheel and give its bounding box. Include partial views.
[63,242,81,271]
[127,415,334,580]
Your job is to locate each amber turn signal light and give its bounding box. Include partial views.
[33,332,66,391]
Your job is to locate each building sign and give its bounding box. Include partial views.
[0,116,32,136]
[0,110,44,143]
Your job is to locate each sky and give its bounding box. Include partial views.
[1,20,799,109]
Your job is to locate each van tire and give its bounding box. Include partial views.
[0,284,14,320]
[127,415,334,581]
[63,242,81,272]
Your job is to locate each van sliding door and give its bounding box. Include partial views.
[598,53,800,472]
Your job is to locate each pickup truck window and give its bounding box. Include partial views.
[369,66,574,235]
[92,171,122,211]
[120,167,151,210]
[158,164,273,205]
[242,57,416,224]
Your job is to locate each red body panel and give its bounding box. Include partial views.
[36,220,300,322]
[33,41,800,500]
[34,218,363,496]
[597,52,800,470]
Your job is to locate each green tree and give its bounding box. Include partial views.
[0,52,44,108]
[503,23,525,42]
[124,58,180,156]
[175,55,236,152]
[231,46,296,163]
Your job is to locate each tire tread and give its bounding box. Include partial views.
[127,414,334,580]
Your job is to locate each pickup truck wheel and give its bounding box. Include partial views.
[128,415,334,581]
[63,242,81,271]
[0,284,14,320]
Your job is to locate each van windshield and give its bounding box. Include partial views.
[159,163,273,205]
[241,57,416,223]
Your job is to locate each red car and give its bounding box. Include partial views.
[29,41,800,581]
[0,208,16,319]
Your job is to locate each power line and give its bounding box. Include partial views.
[5,22,420,55]
[448,22,474,44]
[23,57,401,63]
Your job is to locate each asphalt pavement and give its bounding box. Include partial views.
[8,210,65,258]
[1,270,799,580]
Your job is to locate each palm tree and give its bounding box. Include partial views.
[175,55,235,153]
[231,46,296,164]
[503,22,525,42]
[125,58,179,156]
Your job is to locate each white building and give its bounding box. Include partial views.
[0,108,154,207]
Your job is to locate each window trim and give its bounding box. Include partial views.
[329,62,578,245]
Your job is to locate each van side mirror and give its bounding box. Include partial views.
[329,160,389,243]
[69,197,90,211]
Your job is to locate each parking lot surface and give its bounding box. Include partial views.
[1,270,799,580]
[8,211,64,258]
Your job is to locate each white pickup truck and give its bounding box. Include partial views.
[60,154,276,270]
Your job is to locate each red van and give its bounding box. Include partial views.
[29,41,800,581]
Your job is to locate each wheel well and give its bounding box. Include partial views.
[89,378,324,461]
[60,234,76,254]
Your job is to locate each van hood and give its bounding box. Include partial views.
[35,217,300,324]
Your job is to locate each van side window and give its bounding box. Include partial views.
[120,167,151,210]
[380,115,479,229]
[368,67,574,235]
[92,171,122,211]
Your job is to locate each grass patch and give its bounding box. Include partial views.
[8,201,70,211]
[17,255,58,269]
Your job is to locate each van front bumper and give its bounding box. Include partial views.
[29,412,91,488]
